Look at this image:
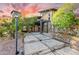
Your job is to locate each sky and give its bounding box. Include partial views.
[0,3,79,18]
[0,3,62,18]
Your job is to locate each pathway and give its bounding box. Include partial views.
[24,32,79,55]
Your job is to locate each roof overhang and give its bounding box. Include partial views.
[39,8,57,13]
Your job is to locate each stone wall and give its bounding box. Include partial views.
[70,36,79,51]
[48,26,71,43]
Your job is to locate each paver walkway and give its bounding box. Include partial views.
[24,32,79,55]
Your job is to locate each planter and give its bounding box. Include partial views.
[70,36,79,51]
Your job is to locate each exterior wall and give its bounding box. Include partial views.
[40,10,56,20]
[40,11,52,20]
[40,10,56,33]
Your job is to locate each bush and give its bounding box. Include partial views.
[24,16,37,28]
[0,26,7,37]
[75,18,79,25]
[51,3,75,29]
[0,16,25,40]
[0,16,23,39]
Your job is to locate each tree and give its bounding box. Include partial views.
[51,3,75,29]
[24,16,37,32]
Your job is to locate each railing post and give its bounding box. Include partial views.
[40,20,43,33]
[47,21,48,33]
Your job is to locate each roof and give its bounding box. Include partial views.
[11,10,20,14]
[38,3,79,13]
[38,3,63,13]
[38,8,57,13]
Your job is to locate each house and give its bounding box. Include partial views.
[38,8,57,33]
[38,8,57,21]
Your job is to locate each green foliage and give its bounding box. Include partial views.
[24,16,37,28]
[0,16,23,39]
[0,26,7,37]
[0,16,37,39]
[0,16,37,38]
[11,17,23,32]
[75,18,79,25]
[51,3,75,29]
[0,20,10,37]
[8,17,23,38]
[18,17,23,32]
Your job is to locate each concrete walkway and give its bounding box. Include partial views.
[24,32,79,55]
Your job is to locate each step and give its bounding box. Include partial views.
[41,39,65,50]
[38,49,51,55]
[24,35,39,43]
[24,42,49,55]
[34,34,50,41]
[31,32,40,35]
[45,52,55,55]
[54,47,79,55]
[43,33,53,38]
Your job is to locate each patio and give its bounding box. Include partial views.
[24,32,79,55]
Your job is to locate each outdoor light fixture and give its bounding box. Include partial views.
[11,10,21,55]
[11,10,21,18]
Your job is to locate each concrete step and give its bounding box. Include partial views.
[45,52,55,55]
[24,42,49,55]
[41,39,65,50]
[54,47,79,55]
[34,34,51,41]
[24,35,39,43]
[31,32,40,35]
[38,49,51,55]
[43,33,53,38]
[24,32,67,55]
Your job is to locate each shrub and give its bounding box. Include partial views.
[24,16,37,28]
[75,18,79,25]
[51,3,75,29]
[0,26,7,37]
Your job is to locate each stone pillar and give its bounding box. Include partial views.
[70,36,79,51]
